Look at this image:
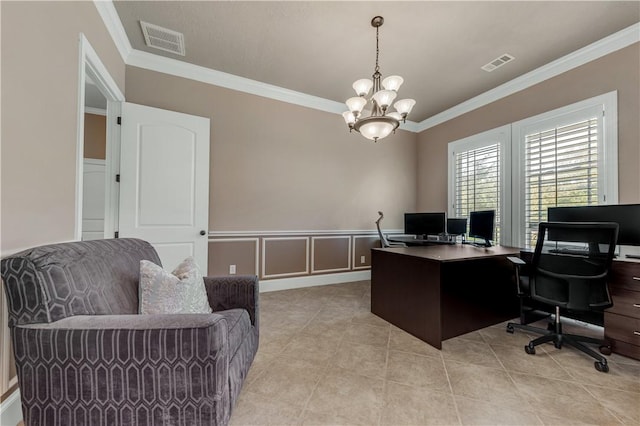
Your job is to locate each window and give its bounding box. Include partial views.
[448,126,510,244]
[512,92,617,248]
[522,117,599,247]
[448,91,617,248]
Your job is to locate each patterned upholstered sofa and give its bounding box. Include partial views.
[1,238,259,426]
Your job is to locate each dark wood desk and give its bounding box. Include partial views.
[371,245,520,349]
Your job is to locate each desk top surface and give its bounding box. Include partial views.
[374,244,520,262]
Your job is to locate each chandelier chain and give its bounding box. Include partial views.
[375,25,380,74]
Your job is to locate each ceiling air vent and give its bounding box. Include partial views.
[140,21,185,56]
[481,53,515,72]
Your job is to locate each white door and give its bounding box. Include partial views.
[82,159,106,241]
[119,102,210,272]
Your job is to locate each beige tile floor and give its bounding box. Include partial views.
[230,281,640,426]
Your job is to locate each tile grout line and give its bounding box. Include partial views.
[483,328,546,425]
[376,324,393,426]
[491,324,631,425]
[292,284,369,423]
[294,297,337,424]
[440,349,463,425]
[579,382,627,425]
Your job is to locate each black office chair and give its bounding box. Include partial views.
[506,221,618,372]
[375,211,406,248]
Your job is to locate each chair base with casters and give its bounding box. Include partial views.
[507,305,612,372]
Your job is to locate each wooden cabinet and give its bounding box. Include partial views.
[605,260,640,360]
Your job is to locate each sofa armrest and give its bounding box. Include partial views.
[203,275,259,329]
[12,314,230,425]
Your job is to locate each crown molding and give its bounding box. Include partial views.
[127,49,347,113]
[93,0,132,62]
[414,22,640,132]
[94,1,638,135]
[127,48,422,132]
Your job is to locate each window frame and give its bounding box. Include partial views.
[447,91,618,249]
[511,91,618,247]
[447,125,512,246]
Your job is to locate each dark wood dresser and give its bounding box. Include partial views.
[605,260,640,360]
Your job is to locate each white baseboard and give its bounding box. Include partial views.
[260,270,371,293]
[0,389,22,426]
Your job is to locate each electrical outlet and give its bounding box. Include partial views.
[360,255,366,264]
[229,264,236,275]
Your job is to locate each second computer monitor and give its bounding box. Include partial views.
[447,218,467,236]
[404,212,445,237]
[469,210,495,247]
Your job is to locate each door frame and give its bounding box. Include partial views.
[76,33,125,240]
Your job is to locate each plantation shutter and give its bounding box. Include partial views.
[524,117,599,247]
[454,143,501,242]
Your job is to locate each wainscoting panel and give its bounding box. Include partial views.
[262,237,309,279]
[353,236,382,270]
[311,236,351,273]
[209,230,392,287]
[208,239,259,276]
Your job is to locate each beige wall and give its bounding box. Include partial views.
[1,0,125,401]
[125,67,418,232]
[417,43,640,211]
[1,1,125,252]
[83,113,107,159]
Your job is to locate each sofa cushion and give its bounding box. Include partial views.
[139,257,212,314]
[1,239,161,326]
[216,308,252,358]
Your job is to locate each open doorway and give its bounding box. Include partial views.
[75,34,124,241]
[82,75,108,240]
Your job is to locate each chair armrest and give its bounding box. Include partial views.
[203,275,259,329]
[507,256,526,266]
[506,256,529,296]
[12,314,230,419]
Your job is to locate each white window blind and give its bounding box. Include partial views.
[454,143,501,242]
[524,117,599,247]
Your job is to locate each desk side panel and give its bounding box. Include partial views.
[371,249,442,348]
[441,256,519,340]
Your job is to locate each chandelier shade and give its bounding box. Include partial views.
[343,16,416,142]
[353,116,398,141]
[382,75,404,91]
[352,79,373,97]
[394,99,417,117]
[346,96,367,115]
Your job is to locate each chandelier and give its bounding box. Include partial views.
[342,16,416,142]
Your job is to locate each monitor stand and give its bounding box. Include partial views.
[463,238,492,248]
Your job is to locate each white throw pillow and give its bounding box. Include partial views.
[139,257,212,314]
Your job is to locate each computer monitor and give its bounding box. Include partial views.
[404,212,445,237]
[469,210,495,247]
[447,218,467,236]
[548,204,640,246]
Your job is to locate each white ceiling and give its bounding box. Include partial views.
[112,1,640,123]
